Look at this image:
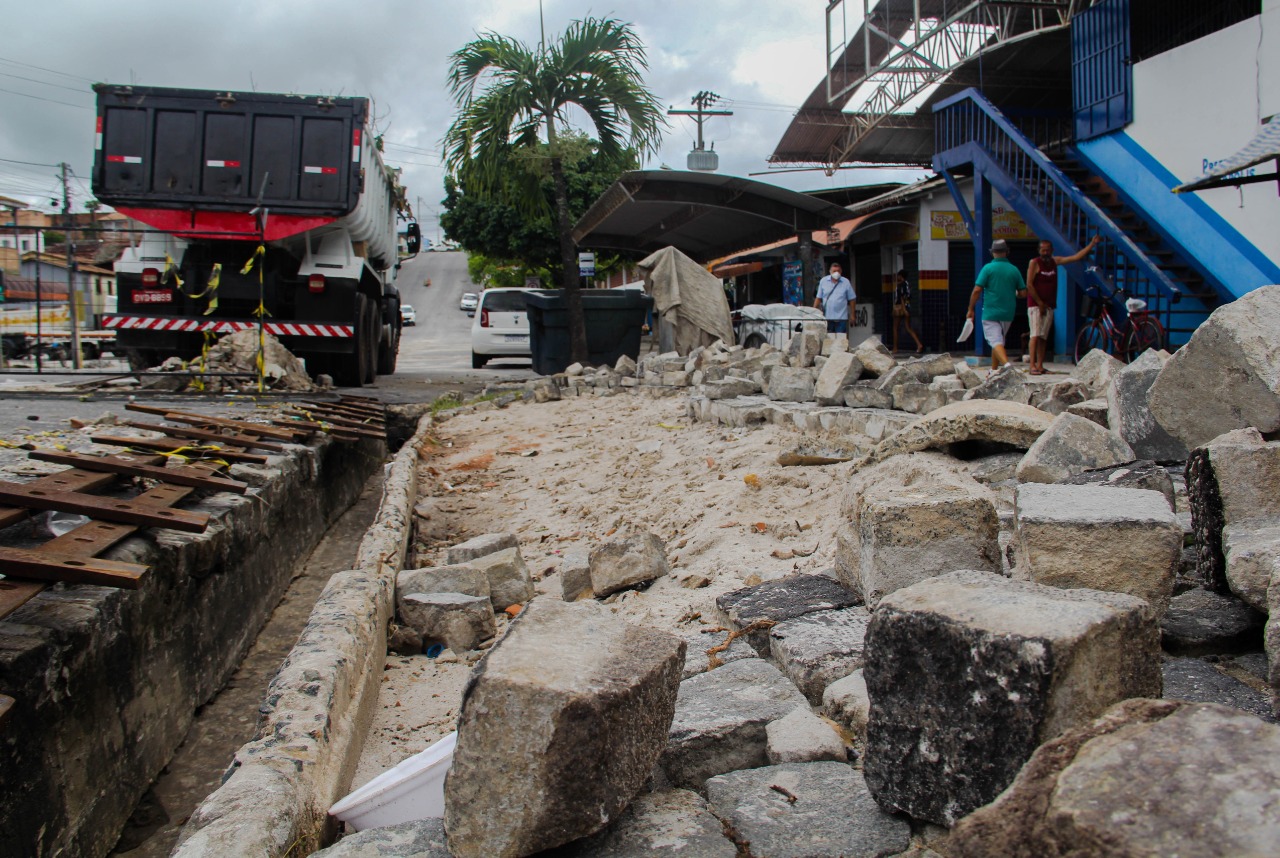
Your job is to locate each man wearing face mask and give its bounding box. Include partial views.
[814,262,856,334]
[1026,235,1101,374]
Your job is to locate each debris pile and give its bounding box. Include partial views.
[344,287,1280,857]
[143,329,317,393]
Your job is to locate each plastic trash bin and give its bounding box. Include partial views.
[525,289,654,376]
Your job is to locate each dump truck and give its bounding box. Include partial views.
[91,84,419,386]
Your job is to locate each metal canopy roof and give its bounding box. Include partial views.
[771,6,1075,167]
[1175,116,1280,193]
[571,171,854,263]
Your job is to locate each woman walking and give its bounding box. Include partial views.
[891,269,925,354]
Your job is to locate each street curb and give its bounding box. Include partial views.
[172,415,432,858]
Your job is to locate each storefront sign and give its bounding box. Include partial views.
[930,208,1031,241]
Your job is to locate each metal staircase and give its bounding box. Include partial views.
[932,87,1216,344]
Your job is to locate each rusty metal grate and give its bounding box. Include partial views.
[0,397,387,728]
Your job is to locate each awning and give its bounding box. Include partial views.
[710,261,764,278]
[571,170,854,263]
[1175,116,1280,193]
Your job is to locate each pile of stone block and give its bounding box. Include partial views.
[392,289,1280,857]
[392,532,534,657]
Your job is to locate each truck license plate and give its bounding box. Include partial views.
[132,290,173,304]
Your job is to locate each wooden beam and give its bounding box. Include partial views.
[0,482,208,532]
[28,451,249,495]
[123,420,286,452]
[90,435,269,465]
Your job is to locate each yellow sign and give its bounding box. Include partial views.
[930,208,1032,241]
[0,306,70,328]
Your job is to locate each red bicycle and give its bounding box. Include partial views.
[1074,283,1166,362]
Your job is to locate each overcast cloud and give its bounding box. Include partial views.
[1,1,911,235]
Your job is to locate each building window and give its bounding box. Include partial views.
[20,239,29,251]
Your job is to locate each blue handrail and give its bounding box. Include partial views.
[932,87,1200,334]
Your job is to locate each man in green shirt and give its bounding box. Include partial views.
[966,239,1025,369]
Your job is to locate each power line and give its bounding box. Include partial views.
[384,157,444,168]
[0,156,61,168]
[0,86,93,111]
[0,70,91,94]
[0,54,96,83]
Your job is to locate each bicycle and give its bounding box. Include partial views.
[1074,282,1166,363]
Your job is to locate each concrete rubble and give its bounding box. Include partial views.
[862,570,1162,826]
[835,453,1001,607]
[145,328,317,393]
[706,762,912,858]
[1014,483,1183,615]
[180,312,1280,857]
[444,598,685,857]
[948,699,1280,857]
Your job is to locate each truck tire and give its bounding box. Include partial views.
[331,295,371,387]
[362,299,379,385]
[376,319,398,375]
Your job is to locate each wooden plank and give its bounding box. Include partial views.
[339,393,381,405]
[283,410,385,438]
[323,399,385,417]
[0,579,46,618]
[271,419,361,441]
[0,545,148,588]
[90,435,269,465]
[124,404,303,441]
[123,420,286,452]
[301,400,386,423]
[0,482,208,532]
[0,468,121,531]
[0,484,193,620]
[304,409,385,429]
[28,451,249,495]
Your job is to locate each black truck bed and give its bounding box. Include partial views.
[92,84,368,217]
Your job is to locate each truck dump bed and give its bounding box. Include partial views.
[92,84,369,239]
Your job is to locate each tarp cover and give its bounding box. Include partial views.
[637,246,734,354]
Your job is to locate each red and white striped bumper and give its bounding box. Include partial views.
[103,315,354,338]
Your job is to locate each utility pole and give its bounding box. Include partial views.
[667,91,733,154]
[60,162,82,369]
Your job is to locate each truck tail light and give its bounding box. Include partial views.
[141,268,159,287]
[308,274,326,294]
[480,308,490,328]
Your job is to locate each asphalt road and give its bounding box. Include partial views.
[0,251,531,423]
[384,250,536,395]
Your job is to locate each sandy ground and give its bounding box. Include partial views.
[351,390,856,788]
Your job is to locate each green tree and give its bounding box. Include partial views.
[444,16,665,363]
[440,132,634,269]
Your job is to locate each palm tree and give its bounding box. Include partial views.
[444,16,665,364]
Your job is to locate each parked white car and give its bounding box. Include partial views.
[459,292,478,314]
[400,304,416,326]
[735,303,826,349]
[470,288,537,368]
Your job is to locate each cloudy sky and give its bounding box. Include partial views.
[1,0,905,235]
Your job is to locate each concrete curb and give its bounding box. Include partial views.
[172,415,433,858]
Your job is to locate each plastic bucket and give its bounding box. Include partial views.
[328,731,457,831]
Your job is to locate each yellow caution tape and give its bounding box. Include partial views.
[240,245,265,275]
[163,254,185,289]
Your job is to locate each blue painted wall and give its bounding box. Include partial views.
[1077,132,1280,299]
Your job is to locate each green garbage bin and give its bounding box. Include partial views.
[525,289,654,376]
